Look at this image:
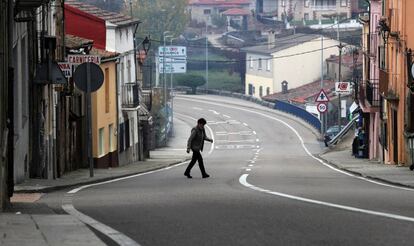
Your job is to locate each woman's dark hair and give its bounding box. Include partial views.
[197,118,207,125]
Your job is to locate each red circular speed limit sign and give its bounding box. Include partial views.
[317,103,328,113]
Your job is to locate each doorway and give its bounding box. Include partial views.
[392,109,398,164]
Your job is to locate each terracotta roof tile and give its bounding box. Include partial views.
[222,8,250,16]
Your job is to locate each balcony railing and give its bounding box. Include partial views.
[366,80,380,107]
[121,83,139,109]
[141,89,152,111]
[311,5,337,11]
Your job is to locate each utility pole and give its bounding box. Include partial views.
[205,20,209,92]
[320,35,325,134]
[169,37,177,136]
[337,43,345,131]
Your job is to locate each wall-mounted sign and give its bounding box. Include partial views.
[58,62,72,78]
[68,55,101,65]
[335,82,351,94]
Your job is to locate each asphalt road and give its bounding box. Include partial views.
[53,95,414,245]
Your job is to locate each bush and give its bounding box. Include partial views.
[175,74,206,94]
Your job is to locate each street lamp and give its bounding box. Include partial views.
[162,31,172,142]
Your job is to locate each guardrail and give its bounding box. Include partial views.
[196,88,321,133]
[327,115,358,146]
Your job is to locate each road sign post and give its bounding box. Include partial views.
[73,61,104,178]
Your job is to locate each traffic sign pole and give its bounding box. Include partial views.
[86,62,93,178]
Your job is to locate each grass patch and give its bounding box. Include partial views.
[185,70,243,92]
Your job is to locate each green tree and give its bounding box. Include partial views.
[175,74,206,94]
[129,0,189,44]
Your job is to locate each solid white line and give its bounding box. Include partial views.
[177,97,414,191]
[239,174,414,223]
[64,160,188,245]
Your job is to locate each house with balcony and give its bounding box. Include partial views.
[242,32,341,98]
[358,1,382,161]
[65,0,142,165]
[376,0,414,166]
[256,0,352,23]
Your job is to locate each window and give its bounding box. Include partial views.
[127,60,131,83]
[259,86,263,97]
[258,58,262,70]
[266,59,271,71]
[204,9,211,15]
[248,84,253,95]
[99,127,105,156]
[109,124,114,152]
[266,87,270,95]
[304,13,310,20]
[120,62,124,83]
[105,68,110,113]
[340,0,347,7]
[249,56,253,68]
[304,0,310,7]
[281,0,285,7]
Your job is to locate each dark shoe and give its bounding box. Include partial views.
[202,174,210,178]
[410,165,414,171]
[184,173,192,178]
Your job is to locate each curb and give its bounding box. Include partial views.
[14,158,191,194]
[316,154,414,190]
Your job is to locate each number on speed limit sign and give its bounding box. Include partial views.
[317,103,327,113]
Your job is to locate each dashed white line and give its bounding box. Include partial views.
[243,123,249,127]
[223,114,231,118]
[253,131,257,135]
[246,169,251,171]
[239,174,414,223]
[178,97,414,191]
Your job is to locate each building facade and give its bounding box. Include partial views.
[91,50,119,168]
[358,0,382,161]
[65,0,142,166]
[243,33,340,98]
[378,0,414,165]
[188,0,252,25]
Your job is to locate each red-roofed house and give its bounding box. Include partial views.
[188,0,253,25]
[65,1,143,166]
[222,8,250,30]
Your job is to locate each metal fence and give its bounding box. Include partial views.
[273,100,321,131]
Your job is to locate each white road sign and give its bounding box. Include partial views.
[159,62,186,73]
[58,62,72,78]
[335,82,351,94]
[158,57,187,63]
[158,46,187,57]
[68,55,101,65]
[315,89,329,102]
[317,102,328,113]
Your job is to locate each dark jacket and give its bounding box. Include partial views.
[187,126,212,152]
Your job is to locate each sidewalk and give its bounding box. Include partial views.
[14,116,191,193]
[1,117,192,246]
[319,132,414,188]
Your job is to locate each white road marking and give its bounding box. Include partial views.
[175,112,215,155]
[243,123,249,127]
[253,131,257,135]
[192,107,203,110]
[248,164,254,167]
[246,169,251,171]
[256,139,260,142]
[223,114,231,118]
[250,161,255,164]
[63,161,189,245]
[239,174,414,223]
[216,139,256,143]
[208,109,220,115]
[178,97,414,191]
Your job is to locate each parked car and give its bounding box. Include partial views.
[324,125,341,146]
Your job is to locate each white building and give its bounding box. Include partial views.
[242,33,341,97]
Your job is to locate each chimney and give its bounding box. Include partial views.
[268,30,275,49]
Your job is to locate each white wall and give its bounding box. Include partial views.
[271,36,340,92]
[12,22,29,183]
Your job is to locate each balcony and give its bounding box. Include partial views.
[141,89,152,111]
[121,83,139,109]
[311,5,337,11]
[366,80,380,107]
